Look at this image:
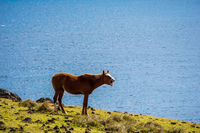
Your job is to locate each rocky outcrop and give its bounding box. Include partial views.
[0,88,21,102]
[36,97,53,103]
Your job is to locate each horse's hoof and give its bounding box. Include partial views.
[63,111,67,114]
[55,111,58,114]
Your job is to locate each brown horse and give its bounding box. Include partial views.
[52,70,115,115]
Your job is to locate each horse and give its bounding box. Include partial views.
[52,70,115,115]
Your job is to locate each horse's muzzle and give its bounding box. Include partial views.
[110,79,115,86]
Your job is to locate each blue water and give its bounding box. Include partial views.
[1,0,200,123]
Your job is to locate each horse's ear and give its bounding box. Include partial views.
[103,70,105,75]
[107,70,109,73]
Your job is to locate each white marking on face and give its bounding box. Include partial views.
[106,73,115,86]
[106,73,115,80]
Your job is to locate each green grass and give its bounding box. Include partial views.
[0,98,200,133]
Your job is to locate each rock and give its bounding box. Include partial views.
[35,120,42,123]
[191,124,195,128]
[171,122,177,125]
[24,117,32,123]
[19,126,24,131]
[0,121,5,125]
[60,125,66,128]
[10,127,16,132]
[47,118,56,123]
[0,125,6,130]
[57,106,61,111]
[36,97,53,103]
[2,101,8,105]
[51,118,56,121]
[0,88,21,102]
[91,108,95,111]
[16,117,20,120]
[88,106,95,111]
[47,119,55,123]
[42,124,45,127]
[28,110,33,114]
[60,125,68,131]
[65,120,72,123]
[107,112,111,114]
[53,125,59,130]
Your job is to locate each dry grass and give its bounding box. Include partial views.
[20,99,37,108]
[72,114,102,128]
[20,99,54,113]
[71,112,189,132]
[36,101,54,113]
[0,98,199,133]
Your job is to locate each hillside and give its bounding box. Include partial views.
[0,98,199,133]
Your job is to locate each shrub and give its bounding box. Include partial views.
[143,121,165,132]
[105,124,122,132]
[110,114,122,122]
[105,114,137,132]
[168,127,185,133]
[123,114,135,121]
[37,101,54,113]
[72,115,101,128]
[20,99,37,109]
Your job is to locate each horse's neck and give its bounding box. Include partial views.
[93,74,104,89]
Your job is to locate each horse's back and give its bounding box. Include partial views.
[52,72,76,86]
[52,72,86,94]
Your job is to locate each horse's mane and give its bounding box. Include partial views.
[78,73,102,80]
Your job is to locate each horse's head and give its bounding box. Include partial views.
[103,70,115,86]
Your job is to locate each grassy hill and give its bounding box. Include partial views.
[0,98,199,133]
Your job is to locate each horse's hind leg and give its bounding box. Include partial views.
[53,91,59,113]
[52,77,61,113]
[58,89,66,114]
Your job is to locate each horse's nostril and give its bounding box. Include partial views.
[111,79,115,83]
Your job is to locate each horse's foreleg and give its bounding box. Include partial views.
[82,94,89,115]
[58,90,67,114]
